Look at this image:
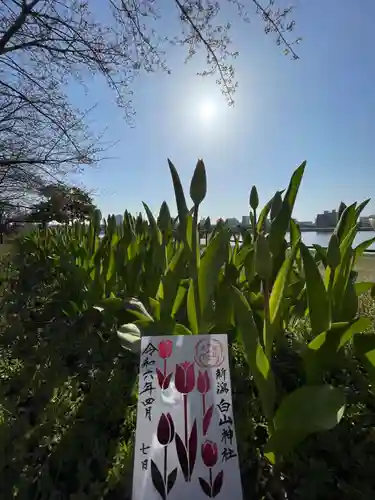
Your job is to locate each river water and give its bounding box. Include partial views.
[99,230,375,250]
[296,231,375,251]
[227,230,375,251]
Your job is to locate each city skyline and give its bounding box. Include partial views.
[110,207,375,227]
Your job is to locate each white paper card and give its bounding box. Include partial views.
[132,334,243,500]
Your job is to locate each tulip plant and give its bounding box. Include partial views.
[200,440,223,497]
[18,157,375,491]
[153,413,177,498]
[156,340,173,390]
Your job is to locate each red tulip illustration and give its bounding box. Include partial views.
[197,370,213,435]
[159,340,173,359]
[151,413,178,499]
[175,361,195,446]
[201,440,218,467]
[174,361,197,483]
[199,440,223,498]
[156,340,173,390]
[175,361,195,394]
[157,413,175,446]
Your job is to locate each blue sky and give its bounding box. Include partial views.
[68,0,375,223]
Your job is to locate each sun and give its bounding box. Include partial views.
[199,100,216,121]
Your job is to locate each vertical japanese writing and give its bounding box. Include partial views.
[139,442,150,471]
[216,368,237,463]
[140,342,157,423]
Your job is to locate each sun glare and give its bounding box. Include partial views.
[199,100,216,121]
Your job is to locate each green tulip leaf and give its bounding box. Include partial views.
[355,237,375,258]
[265,385,345,464]
[255,234,272,281]
[300,242,331,336]
[198,229,230,317]
[232,286,275,423]
[269,161,306,256]
[326,234,341,269]
[304,317,372,383]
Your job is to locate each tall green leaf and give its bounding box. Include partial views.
[304,317,372,383]
[257,196,273,233]
[269,161,306,256]
[355,198,370,218]
[198,230,230,317]
[142,202,162,245]
[300,243,331,336]
[232,286,275,423]
[255,234,272,280]
[270,191,283,221]
[355,237,375,258]
[158,245,187,318]
[265,385,345,464]
[168,159,188,237]
[334,202,357,244]
[266,242,299,355]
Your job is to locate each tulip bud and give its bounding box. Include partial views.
[197,370,210,394]
[201,440,218,467]
[157,201,172,234]
[158,340,173,359]
[249,185,259,211]
[190,159,207,206]
[157,413,175,446]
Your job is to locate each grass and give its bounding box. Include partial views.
[0,244,375,499]
[355,254,375,280]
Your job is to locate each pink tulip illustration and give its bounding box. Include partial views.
[156,340,173,390]
[199,440,223,498]
[174,361,197,482]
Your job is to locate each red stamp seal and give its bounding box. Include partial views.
[194,338,224,368]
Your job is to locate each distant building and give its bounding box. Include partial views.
[241,215,250,227]
[225,217,240,228]
[359,216,372,228]
[316,210,338,228]
[299,221,315,228]
[115,214,123,226]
